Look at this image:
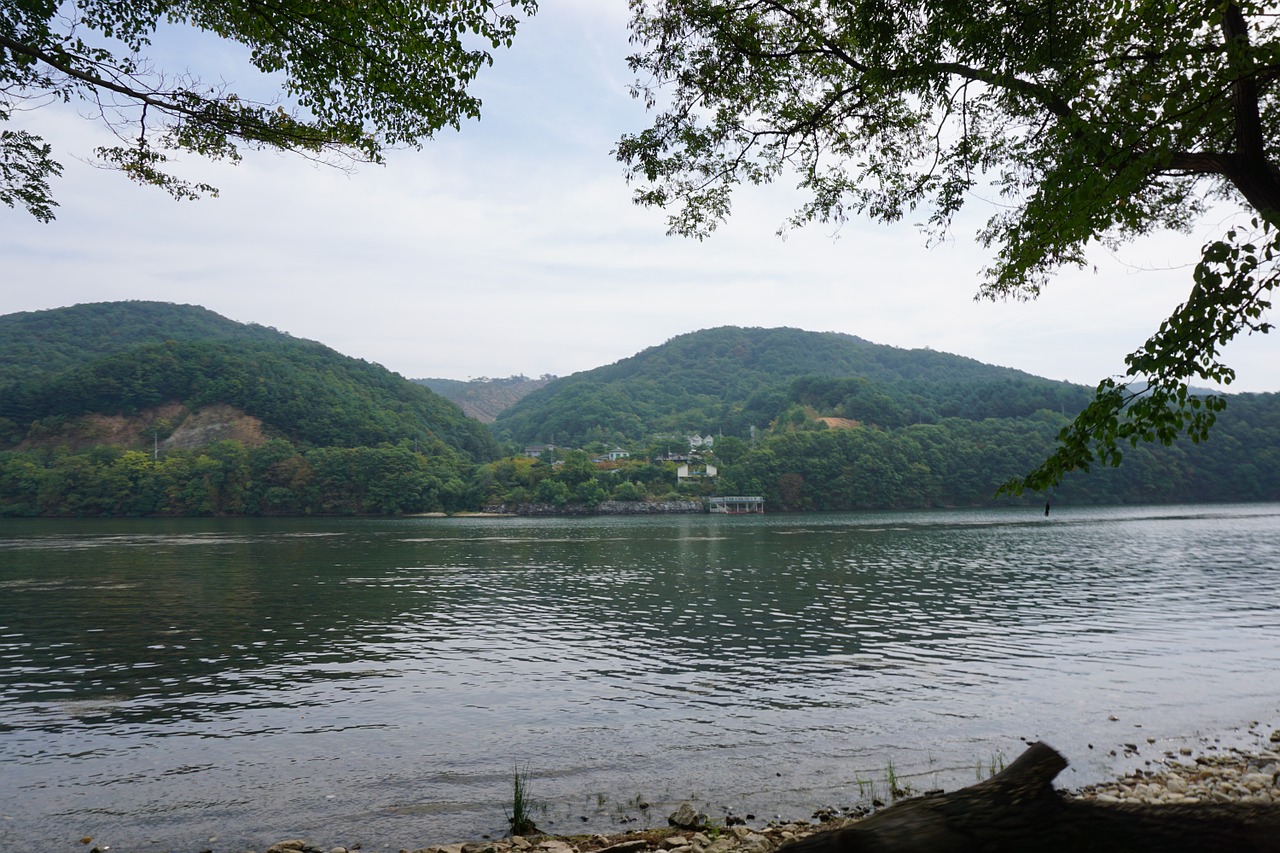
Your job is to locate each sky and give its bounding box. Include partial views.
[2,2,1276,392]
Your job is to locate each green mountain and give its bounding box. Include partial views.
[492,326,1093,446]
[476,326,1280,511]
[0,302,497,461]
[414,374,555,423]
[0,300,286,386]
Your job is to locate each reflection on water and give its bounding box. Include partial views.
[1,506,1279,851]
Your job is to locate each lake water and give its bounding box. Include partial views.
[2,505,1279,852]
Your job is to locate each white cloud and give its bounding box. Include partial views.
[1,1,1275,392]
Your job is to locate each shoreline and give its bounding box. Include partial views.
[162,731,1279,853]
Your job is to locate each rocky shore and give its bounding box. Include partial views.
[1074,744,1280,806]
[479,501,705,516]
[207,731,1280,853]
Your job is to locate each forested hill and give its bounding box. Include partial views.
[492,326,1094,446]
[0,301,286,385]
[0,303,497,461]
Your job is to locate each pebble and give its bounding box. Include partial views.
[228,736,1280,853]
[1072,747,1280,806]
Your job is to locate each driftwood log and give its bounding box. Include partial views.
[780,742,1280,852]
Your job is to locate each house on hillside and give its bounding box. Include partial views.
[677,462,718,481]
[523,444,556,458]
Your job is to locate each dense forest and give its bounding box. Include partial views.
[1,338,496,457]
[492,327,1093,447]
[0,300,285,385]
[0,440,473,516]
[469,394,1280,512]
[716,395,1280,510]
[0,303,498,516]
[0,302,495,457]
[2,307,1278,517]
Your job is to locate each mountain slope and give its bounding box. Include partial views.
[492,326,1093,445]
[0,301,286,385]
[414,375,554,423]
[0,303,497,461]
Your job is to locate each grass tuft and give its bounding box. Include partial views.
[885,758,913,800]
[507,764,538,836]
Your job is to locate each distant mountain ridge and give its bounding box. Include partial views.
[492,326,1094,446]
[414,375,555,423]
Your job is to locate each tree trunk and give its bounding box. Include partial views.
[779,742,1280,853]
[1220,1,1280,218]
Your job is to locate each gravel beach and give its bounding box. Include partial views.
[174,729,1280,853]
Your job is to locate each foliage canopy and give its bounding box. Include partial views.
[618,0,1280,493]
[493,326,1091,446]
[0,302,498,461]
[0,0,536,219]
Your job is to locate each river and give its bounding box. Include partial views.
[1,504,1278,852]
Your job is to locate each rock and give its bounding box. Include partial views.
[1241,773,1271,791]
[511,838,533,850]
[668,803,709,830]
[462,843,498,853]
[739,834,774,853]
[660,837,688,850]
[537,841,576,853]
[267,842,308,853]
[690,833,711,846]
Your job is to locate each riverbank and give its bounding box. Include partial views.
[222,731,1280,853]
[479,501,706,516]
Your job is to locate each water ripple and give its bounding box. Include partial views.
[1,506,1279,851]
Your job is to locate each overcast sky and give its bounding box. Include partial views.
[3,2,1276,392]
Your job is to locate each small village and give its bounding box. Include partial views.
[504,435,763,514]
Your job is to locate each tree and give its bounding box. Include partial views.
[1,0,536,220]
[618,0,1280,493]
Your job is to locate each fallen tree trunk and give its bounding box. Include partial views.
[780,742,1280,852]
